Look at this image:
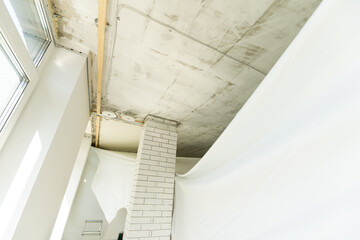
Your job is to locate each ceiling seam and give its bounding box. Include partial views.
[212,0,280,67]
[117,4,266,76]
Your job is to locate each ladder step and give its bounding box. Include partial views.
[82,231,101,236]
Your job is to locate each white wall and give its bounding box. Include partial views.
[173,0,360,239]
[63,148,199,240]
[62,147,112,240]
[50,135,92,240]
[0,47,89,239]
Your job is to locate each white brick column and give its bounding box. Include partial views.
[124,115,177,240]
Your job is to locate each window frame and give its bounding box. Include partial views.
[32,0,55,66]
[0,32,29,132]
[0,0,56,149]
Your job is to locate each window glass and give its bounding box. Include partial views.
[4,0,50,63]
[0,34,28,131]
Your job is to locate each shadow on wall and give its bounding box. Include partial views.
[62,148,199,239]
[103,209,127,240]
[62,151,126,240]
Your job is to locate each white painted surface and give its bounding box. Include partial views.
[50,135,92,240]
[62,147,109,240]
[0,0,55,150]
[91,148,135,222]
[0,47,88,239]
[62,147,199,240]
[99,120,142,153]
[62,147,132,240]
[173,0,360,239]
[124,116,177,240]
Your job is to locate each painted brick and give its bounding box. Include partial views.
[139,164,150,170]
[155,193,173,199]
[143,237,160,240]
[151,146,168,153]
[136,180,155,187]
[154,205,173,211]
[128,217,151,224]
[152,137,168,143]
[143,140,160,147]
[151,230,171,237]
[132,211,143,217]
[142,211,162,217]
[158,162,175,168]
[141,154,150,159]
[161,224,171,229]
[142,149,159,156]
[133,186,146,192]
[164,178,174,183]
[154,128,170,135]
[127,224,142,230]
[141,224,161,230]
[131,204,154,211]
[166,158,176,164]
[167,149,176,154]
[144,199,163,205]
[126,230,150,238]
[125,115,177,239]
[160,143,176,150]
[138,175,148,181]
[157,182,174,188]
[133,198,145,204]
[149,166,166,172]
[148,176,164,182]
[141,159,158,165]
[138,169,158,176]
[150,155,167,162]
[162,211,172,217]
[162,135,177,141]
[144,135,153,141]
[166,167,175,173]
[135,192,155,198]
[164,188,174,194]
[143,144,152,150]
[146,127,155,132]
[153,217,172,223]
[146,187,164,193]
[158,172,174,178]
[146,131,161,138]
[159,152,173,158]
[159,236,171,240]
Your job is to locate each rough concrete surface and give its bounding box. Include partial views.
[49,0,322,157]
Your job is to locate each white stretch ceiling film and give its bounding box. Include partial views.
[91,148,135,223]
[173,0,360,239]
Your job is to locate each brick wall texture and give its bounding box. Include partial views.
[124,116,177,240]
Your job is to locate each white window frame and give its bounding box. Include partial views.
[0,0,56,150]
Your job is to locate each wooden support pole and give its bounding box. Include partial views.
[95,0,108,147]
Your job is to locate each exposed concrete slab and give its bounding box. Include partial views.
[49,0,321,157]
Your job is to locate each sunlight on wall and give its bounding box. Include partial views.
[0,131,42,238]
[50,197,71,240]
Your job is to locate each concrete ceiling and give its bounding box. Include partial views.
[50,0,321,157]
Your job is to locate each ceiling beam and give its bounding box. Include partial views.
[95,0,108,147]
